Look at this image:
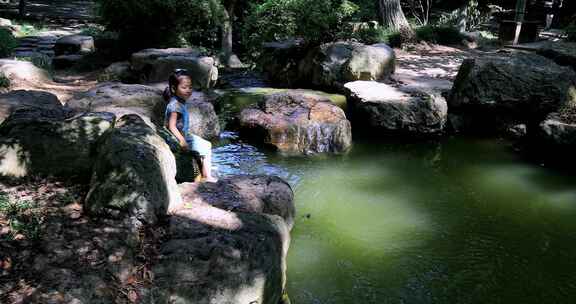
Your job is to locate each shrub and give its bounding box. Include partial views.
[351,26,402,47]
[0,27,17,58]
[242,0,360,57]
[415,25,463,45]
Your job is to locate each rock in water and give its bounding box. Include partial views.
[238,91,352,155]
[344,81,448,136]
[448,52,576,134]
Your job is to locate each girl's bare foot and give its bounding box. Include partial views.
[204,177,218,183]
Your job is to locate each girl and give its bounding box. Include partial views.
[164,69,217,182]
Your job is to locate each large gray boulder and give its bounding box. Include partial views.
[85,114,182,227]
[0,59,51,85]
[99,61,135,82]
[260,39,310,88]
[54,35,95,56]
[66,83,165,128]
[0,108,114,179]
[0,90,62,124]
[152,175,294,304]
[508,41,576,72]
[186,100,221,140]
[299,42,395,88]
[131,48,218,88]
[345,81,448,135]
[261,41,395,91]
[448,52,576,133]
[238,91,352,155]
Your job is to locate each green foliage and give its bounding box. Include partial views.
[14,22,47,37]
[415,25,464,45]
[0,193,41,241]
[436,0,490,31]
[242,0,361,56]
[566,21,576,42]
[0,74,10,89]
[0,27,17,58]
[351,25,402,46]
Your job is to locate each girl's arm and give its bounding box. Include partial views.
[168,112,188,150]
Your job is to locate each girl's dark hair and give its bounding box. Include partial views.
[163,69,192,102]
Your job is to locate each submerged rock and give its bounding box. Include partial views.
[153,175,294,304]
[0,108,113,179]
[345,81,447,135]
[85,114,181,227]
[238,91,352,155]
[448,52,576,134]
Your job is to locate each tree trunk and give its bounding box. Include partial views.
[220,0,243,67]
[513,0,527,45]
[18,0,26,18]
[378,0,414,40]
[456,4,468,32]
[221,0,235,57]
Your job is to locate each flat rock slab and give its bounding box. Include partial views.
[153,174,294,304]
[174,175,295,229]
[238,91,352,155]
[345,80,448,135]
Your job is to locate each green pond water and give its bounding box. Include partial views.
[213,132,576,304]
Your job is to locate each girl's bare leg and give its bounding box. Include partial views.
[201,152,217,182]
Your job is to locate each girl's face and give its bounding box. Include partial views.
[175,77,192,100]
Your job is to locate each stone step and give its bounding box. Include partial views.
[14,51,41,58]
[20,37,41,43]
[14,47,35,52]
